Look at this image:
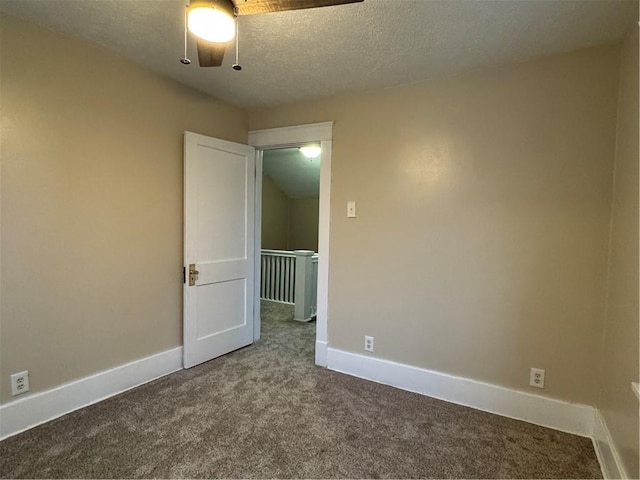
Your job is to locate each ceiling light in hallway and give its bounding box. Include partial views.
[299,146,321,159]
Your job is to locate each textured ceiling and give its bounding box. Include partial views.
[0,0,637,108]
[264,148,320,199]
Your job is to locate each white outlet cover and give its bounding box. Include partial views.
[529,368,545,389]
[364,335,374,352]
[10,370,30,396]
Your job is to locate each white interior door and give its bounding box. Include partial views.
[183,132,255,368]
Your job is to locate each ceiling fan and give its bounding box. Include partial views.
[181,0,364,69]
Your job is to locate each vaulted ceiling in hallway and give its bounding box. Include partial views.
[263,148,320,199]
[1,0,636,108]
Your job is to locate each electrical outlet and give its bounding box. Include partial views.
[364,336,374,352]
[529,368,545,389]
[11,371,30,396]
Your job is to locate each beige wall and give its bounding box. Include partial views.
[288,198,319,251]
[599,25,639,478]
[0,14,248,404]
[261,175,289,250]
[262,176,319,251]
[250,45,621,405]
[2,10,635,453]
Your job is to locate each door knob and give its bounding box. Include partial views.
[188,264,199,286]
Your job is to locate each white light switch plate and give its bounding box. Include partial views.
[347,201,356,218]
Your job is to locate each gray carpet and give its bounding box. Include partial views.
[0,301,602,479]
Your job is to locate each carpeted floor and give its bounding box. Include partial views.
[0,301,602,479]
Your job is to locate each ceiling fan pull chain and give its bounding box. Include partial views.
[232,17,242,71]
[180,4,192,65]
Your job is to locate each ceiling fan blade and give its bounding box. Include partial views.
[196,38,229,67]
[190,0,235,14]
[233,0,363,16]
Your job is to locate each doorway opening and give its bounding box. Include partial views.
[248,122,333,367]
[258,146,321,358]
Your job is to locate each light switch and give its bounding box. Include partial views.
[347,201,356,218]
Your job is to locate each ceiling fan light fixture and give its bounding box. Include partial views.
[188,6,236,43]
[299,146,322,159]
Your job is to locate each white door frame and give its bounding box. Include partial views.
[248,122,333,367]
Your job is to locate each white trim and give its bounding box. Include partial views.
[593,409,629,479]
[253,149,264,342]
[326,348,595,438]
[315,340,329,367]
[0,347,183,440]
[248,123,333,367]
[315,139,331,347]
[248,122,333,146]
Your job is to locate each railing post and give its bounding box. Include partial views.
[311,254,319,317]
[294,250,315,322]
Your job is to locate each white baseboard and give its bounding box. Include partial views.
[0,347,183,440]
[326,348,595,437]
[315,340,328,367]
[593,409,629,479]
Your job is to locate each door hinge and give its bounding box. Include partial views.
[183,266,186,284]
